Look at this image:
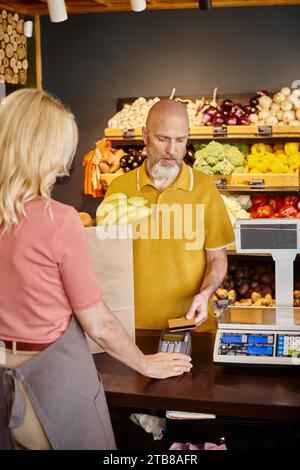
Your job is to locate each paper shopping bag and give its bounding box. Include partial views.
[85,225,135,353]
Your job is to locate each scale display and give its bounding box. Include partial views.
[214,329,300,365]
[240,223,297,250]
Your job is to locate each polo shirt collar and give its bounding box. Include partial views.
[137,160,193,192]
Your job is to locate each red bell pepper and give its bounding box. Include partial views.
[273,213,281,218]
[269,196,284,212]
[283,196,298,207]
[296,212,300,218]
[256,205,273,218]
[251,195,268,209]
[279,205,298,218]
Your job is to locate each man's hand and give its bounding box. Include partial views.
[185,292,209,326]
[143,352,192,379]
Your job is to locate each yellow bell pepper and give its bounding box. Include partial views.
[284,142,300,156]
[288,153,300,170]
[251,143,266,155]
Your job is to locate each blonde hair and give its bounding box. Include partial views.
[0,88,78,233]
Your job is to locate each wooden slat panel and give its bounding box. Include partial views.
[2,0,300,16]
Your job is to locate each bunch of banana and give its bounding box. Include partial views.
[96,193,152,225]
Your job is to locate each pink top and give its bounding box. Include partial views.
[0,199,102,343]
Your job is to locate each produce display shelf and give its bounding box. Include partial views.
[104,125,300,141]
[213,173,299,191]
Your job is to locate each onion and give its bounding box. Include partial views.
[239,115,251,125]
[249,113,258,123]
[270,103,280,113]
[277,110,284,120]
[258,110,270,120]
[206,106,218,117]
[221,99,233,110]
[265,115,278,126]
[202,112,213,124]
[243,105,252,115]
[250,97,259,107]
[290,120,300,126]
[258,95,272,109]
[280,87,291,96]
[291,89,300,99]
[296,109,300,120]
[226,116,238,126]
[256,89,269,97]
[287,93,299,105]
[273,92,285,104]
[293,99,300,110]
[280,99,293,112]
[233,107,244,118]
[212,115,224,126]
[282,110,295,123]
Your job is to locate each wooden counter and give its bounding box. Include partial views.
[94,330,300,422]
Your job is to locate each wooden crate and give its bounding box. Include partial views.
[230,173,299,189]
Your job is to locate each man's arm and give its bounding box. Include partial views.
[186,248,228,325]
[75,300,192,379]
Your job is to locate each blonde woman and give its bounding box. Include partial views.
[0,89,192,451]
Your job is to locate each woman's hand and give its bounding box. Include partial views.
[142,352,192,379]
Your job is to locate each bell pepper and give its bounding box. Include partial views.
[284,142,300,156]
[269,196,284,212]
[297,212,300,218]
[251,143,266,156]
[273,213,281,218]
[283,196,298,207]
[251,195,268,209]
[256,205,273,218]
[279,205,298,218]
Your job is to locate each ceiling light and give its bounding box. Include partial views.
[130,0,146,12]
[47,0,68,23]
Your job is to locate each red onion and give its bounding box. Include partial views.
[239,115,251,125]
[243,105,252,115]
[226,116,238,125]
[205,106,218,117]
[213,115,224,126]
[256,89,269,97]
[250,97,259,107]
[221,99,233,110]
[233,107,244,118]
[202,112,213,124]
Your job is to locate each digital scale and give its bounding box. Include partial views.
[213,219,300,366]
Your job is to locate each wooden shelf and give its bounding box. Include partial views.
[105,125,300,142]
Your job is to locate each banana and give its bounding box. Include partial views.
[99,201,128,226]
[127,196,148,207]
[117,205,136,225]
[96,198,126,219]
[103,192,128,204]
[128,206,152,224]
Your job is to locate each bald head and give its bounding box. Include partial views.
[142,99,189,185]
[146,99,189,132]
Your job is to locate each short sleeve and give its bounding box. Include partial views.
[53,209,102,310]
[204,178,235,250]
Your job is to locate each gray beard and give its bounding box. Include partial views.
[148,159,181,181]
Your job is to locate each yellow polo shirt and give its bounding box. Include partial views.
[105,161,234,331]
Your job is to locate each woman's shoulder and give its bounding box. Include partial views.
[26,198,78,226]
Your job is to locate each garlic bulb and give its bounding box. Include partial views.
[280,100,293,112]
[273,92,285,104]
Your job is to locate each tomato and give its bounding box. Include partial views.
[256,205,273,218]
[249,211,257,218]
[296,212,300,218]
[279,205,298,218]
[273,213,281,218]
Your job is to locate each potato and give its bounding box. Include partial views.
[253,299,262,306]
[294,290,300,299]
[251,292,262,303]
[228,289,236,301]
[216,288,228,300]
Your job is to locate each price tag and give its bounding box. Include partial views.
[213,299,234,311]
[122,128,135,138]
[258,125,273,137]
[213,126,228,137]
[249,179,265,188]
[215,178,227,189]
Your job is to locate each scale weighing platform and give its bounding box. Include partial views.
[213,219,300,366]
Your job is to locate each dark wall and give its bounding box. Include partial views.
[41,6,300,216]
